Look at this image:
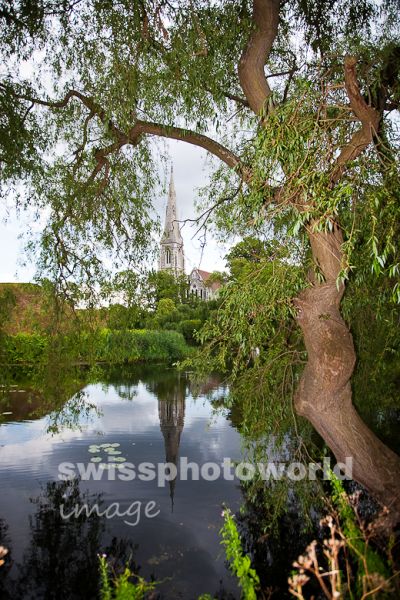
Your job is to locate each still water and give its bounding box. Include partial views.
[0,366,243,599]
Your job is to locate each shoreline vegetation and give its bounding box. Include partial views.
[99,477,397,600]
[1,329,192,367]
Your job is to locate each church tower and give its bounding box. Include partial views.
[158,167,185,275]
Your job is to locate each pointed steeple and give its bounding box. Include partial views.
[169,164,176,202]
[158,165,185,274]
[162,166,182,244]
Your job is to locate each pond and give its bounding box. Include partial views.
[2,364,398,599]
[0,366,244,599]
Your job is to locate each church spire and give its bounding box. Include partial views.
[158,165,185,274]
[169,164,176,201]
[163,165,181,242]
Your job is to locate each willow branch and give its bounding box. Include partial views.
[18,89,251,182]
[204,86,249,107]
[17,89,125,141]
[238,0,280,115]
[129,119,251,180]
[330,57,380,184]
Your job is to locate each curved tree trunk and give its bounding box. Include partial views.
[294,222,400,528]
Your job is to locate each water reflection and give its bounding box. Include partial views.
[0,366,242,598]
[0,365,99,435]
[0,479,140,600]
[158,383,185,510]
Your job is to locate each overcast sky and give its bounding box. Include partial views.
[0,139,230,283]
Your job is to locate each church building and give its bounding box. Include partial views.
[188,268,220,301]
[159,167,221,301]
[158,167,185,275]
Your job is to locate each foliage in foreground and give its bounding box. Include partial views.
[289,476,398,599]
[98,507,260,600]
[98,478,399,599]
[99,555,157,600]
[220,508,260,600]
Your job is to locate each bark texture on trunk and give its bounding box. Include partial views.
[294,223,400,527]
[237,1,400,529]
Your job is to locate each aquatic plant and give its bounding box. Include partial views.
[220,508,260,600]
[99,555,158,600]
[88,443,127,470]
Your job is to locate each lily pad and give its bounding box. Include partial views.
[108,456,126,463]
[88,448,100,454]
[109,443,120,448]
[91,457,102,463]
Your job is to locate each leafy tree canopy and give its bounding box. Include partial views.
[0,0,398,303]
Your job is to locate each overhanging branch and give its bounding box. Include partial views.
[129,120,250,180]
[16,88,251,183]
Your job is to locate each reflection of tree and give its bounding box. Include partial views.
[147,370,188,404]
[0,364,100,434]
[32,362,100,435]
[46,390,99,434]
[97,365,143,402]
[1,479,139,600]
[94,364,225,408]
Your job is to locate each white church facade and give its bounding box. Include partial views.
[158,168,221,301]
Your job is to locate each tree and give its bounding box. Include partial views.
[145,271,189,308]
[155,297,176,321]
[225,236,284,279]
[204,270,228,287]
[1,0,400,526]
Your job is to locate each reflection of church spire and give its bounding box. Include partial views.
[158,387,185,511]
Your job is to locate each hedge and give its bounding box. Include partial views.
[2,329,190,365]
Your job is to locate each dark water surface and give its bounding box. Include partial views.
[0,366,243,599]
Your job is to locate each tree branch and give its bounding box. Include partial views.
[238,0,280,115]
[129,119,250,179]
[17,89,126,141]
[204,86,249,107]
[222,91,249,107]
[17,88,251,182]
[330,57,380,184]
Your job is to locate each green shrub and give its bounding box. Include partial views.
[99,555,158,600]
[220,508,260,600]
[3,333,48,364]
[2,329,190,366]
[177,319,203,343]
